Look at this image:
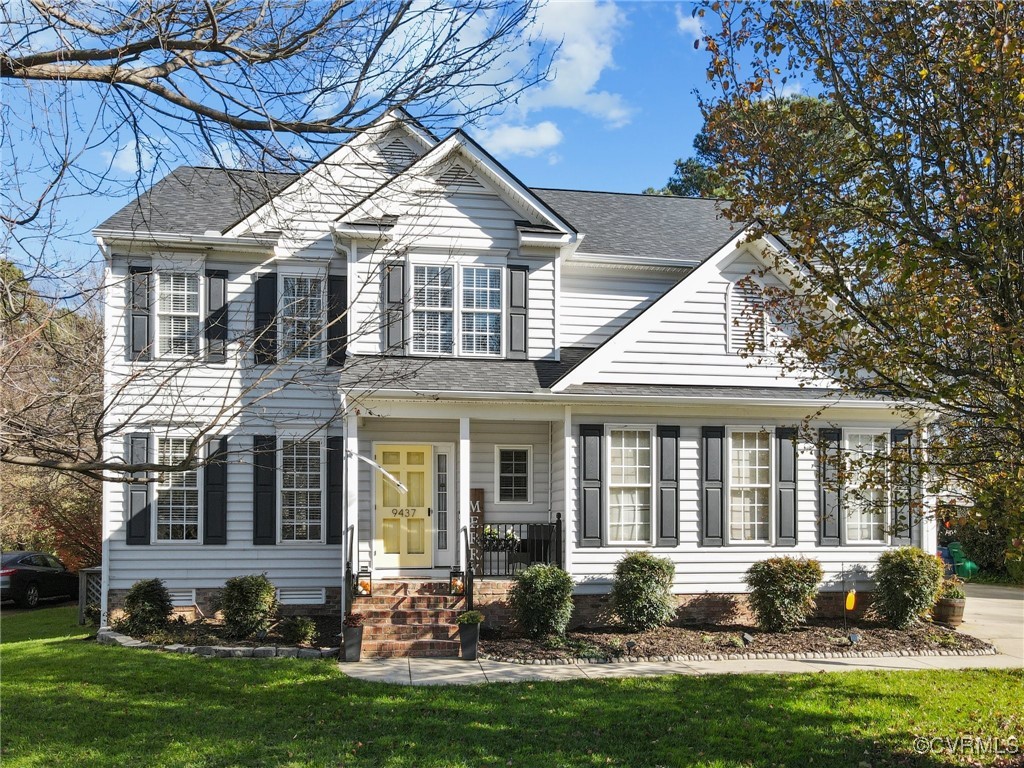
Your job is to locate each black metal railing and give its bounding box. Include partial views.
[475,514,563,577]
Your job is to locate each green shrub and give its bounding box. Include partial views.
[610,552,676,631]
[117,578,174,635]
[216,574,277,639]
[279,616,317,645]
[954,523,1009,570]
[939,578,966,600]
[873,547,944,629]
[509,564,574,639]
[456,610,485,625]
[1006,557,1024,585]
[744,557,824,632]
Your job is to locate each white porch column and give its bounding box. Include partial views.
[345,413,360,573]
[562,406,574,576]
[458,416,471,568]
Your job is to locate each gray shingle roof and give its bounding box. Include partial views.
[339,347,593,394]
[530,188,742,262]
[96,166,296,235]
[96,168,745,264]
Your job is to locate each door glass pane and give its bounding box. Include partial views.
[383,478,401,508]
[406,451,424,466]
[382,451,400,466]
[407,518,425,554]
[406,471,425,507]
[383,519,400,553]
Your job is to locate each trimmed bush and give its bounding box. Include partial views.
[744,557,824,632]
[279,616,317,646]
[611,552,676,631]
[509,564,574,639]
[217,574,277,639]
[118,578,174,635]
[873,547,944,629]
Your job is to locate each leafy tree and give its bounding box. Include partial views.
[696,1,1024,549]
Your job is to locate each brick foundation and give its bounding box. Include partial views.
[106,587,344,623]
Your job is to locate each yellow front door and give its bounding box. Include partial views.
[375,444,432,568]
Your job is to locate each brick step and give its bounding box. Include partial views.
[352,596,465,610]
[363,624,458,641]
[361,609,461,624]
[362,639,461,658]
[366,580,455,596]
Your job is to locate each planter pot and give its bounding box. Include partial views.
[343,626,363,662]
[459,623,480,661]
[932,597,966,628]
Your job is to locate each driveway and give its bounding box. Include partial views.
[959,583,1024,662]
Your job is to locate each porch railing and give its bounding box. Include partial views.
[475,514,563,578]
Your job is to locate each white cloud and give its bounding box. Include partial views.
[675,5,704,46]
[475,121,564,157]
[778,81,805,98]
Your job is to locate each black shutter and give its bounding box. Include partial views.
[204,437,228,545]
[700,427,725,546]
[326,436,345,544]
[890,429,915,545]
[383,262,406,353]
[656,426,680,547]
[507,265,529,360]
[818,428,842,546]
[254,272,277,364]
[205,269,228,363]
[327,275,348,366]
[579,424,603,547]
[252,435,276,545]
[128,265,152,361]
[775,427,798,546]
[126,433,151,545]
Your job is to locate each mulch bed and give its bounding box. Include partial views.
[134,614,343,649]
[480,618,993,662]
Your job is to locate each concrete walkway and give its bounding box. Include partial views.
[340,583,1023,686]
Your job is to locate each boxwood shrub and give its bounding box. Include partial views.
[744,557,824,632]
[217,574,278,639]
[509,564,574,639]
[873,547,944,629]
[279,616,317,646]
[611,552,676,631]
[117,578,174,635]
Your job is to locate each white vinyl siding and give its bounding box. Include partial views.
[281,276,324,360]
[155,437,199,541]
[728,430,770,542]
[412,266,455,354]
[559,268,679,348]
[607,428,653,544]
[461,266,502,356]
[280,439,324,542]
[845,431,888,543]
[157,273,200,357]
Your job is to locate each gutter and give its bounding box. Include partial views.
[92,228,277,253]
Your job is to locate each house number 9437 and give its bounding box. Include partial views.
[390,508,417,517]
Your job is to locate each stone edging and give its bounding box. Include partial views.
[97,629,338,660]
[478,645,998,666]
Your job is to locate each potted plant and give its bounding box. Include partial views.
[342,612,365,662]
[932,578,966,627]
[456,610,484,660]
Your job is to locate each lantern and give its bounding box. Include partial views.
[354,568,372,597]
[449,569,465,596]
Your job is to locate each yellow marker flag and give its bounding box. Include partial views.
[845,589,857,611]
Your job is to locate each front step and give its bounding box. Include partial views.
[351,580,465,659]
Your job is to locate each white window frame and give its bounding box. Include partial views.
[842,429,890,544]
[726,280,767,354]
[406,257,505,358]
[604,424,656,546]
[460,265,503,357]
[152,433,202,544]
[279,272,326,362]
[154,270,202,359]
[724,426,774,545]
[494,445,533,505]
[277,434,326,544]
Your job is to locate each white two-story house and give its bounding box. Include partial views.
[95,111,933,653]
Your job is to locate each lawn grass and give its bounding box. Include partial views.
[1,607,1021,768]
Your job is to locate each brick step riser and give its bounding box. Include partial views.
[361,610,461,623]
[362,581,456,596]
[363,641,461,659]
[363,626,459,641]
[352,598,465,610]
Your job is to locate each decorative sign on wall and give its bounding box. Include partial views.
[469,488,485,575]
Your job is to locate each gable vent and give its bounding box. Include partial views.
[436,163,486,192]
[379,139,418,174]
[276,587,327,606]
[167,588,196,608]
[728,280,767,353]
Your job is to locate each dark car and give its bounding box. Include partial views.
[0,551,78,608]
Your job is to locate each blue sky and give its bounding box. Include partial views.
[8,1,718,270]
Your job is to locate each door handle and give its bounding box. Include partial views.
[427,507,433,517]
